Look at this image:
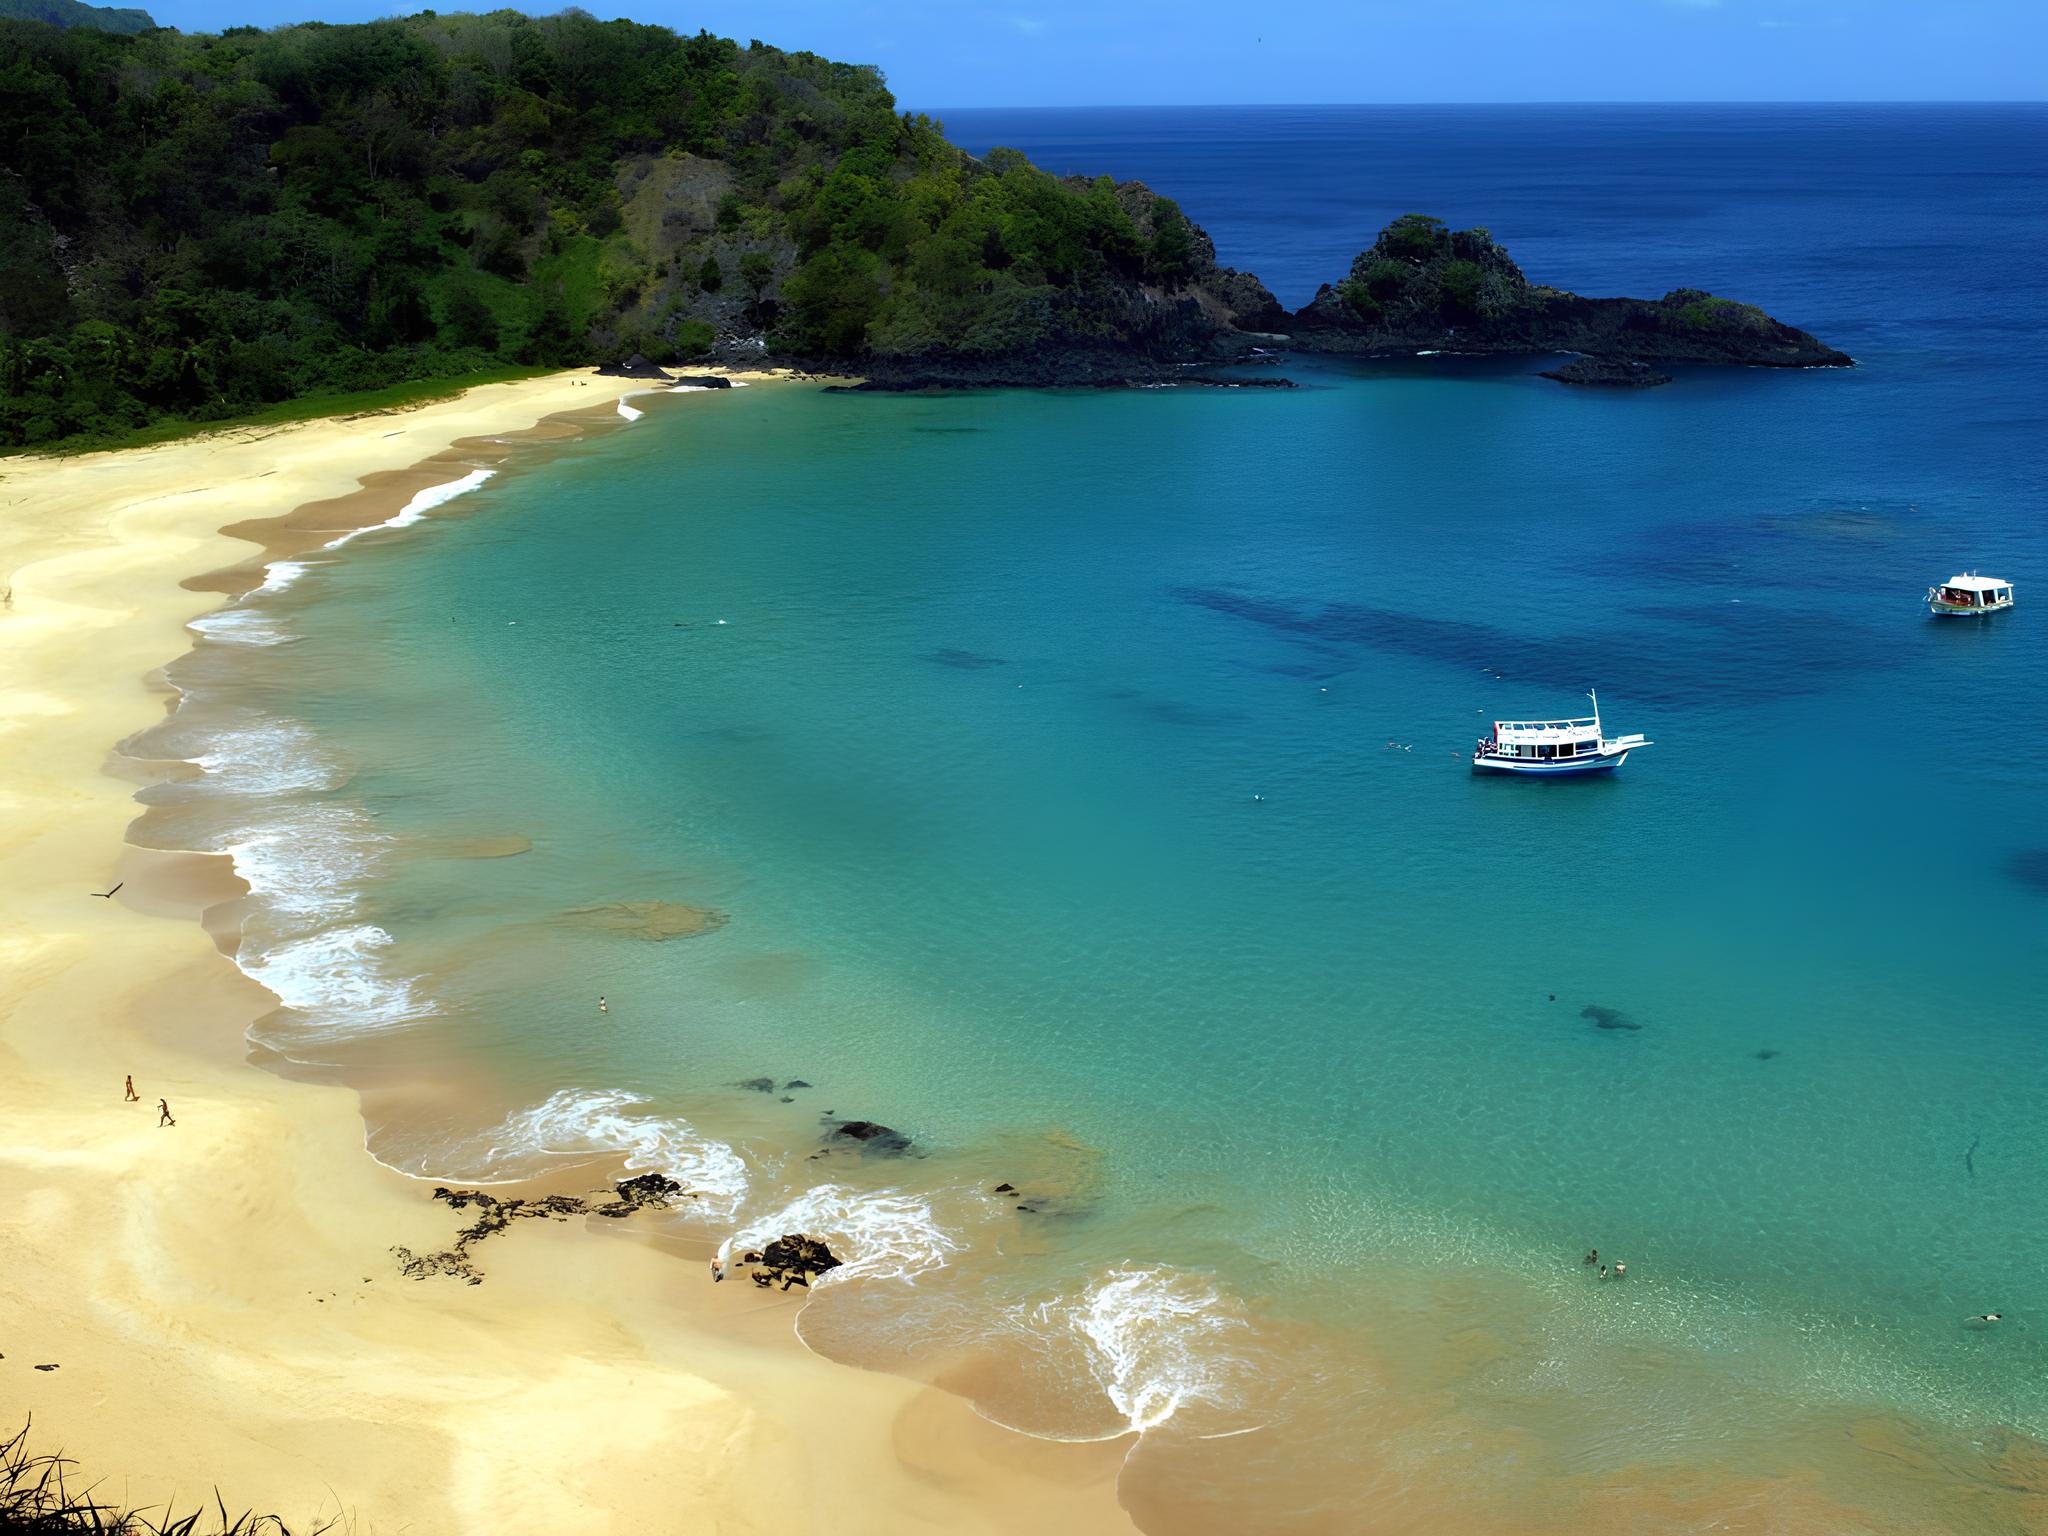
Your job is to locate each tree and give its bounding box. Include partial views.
[441,284,500,351]
[698,253,724,292]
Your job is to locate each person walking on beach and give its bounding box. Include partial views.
[124,1075,139,1102]
[157,1098,175,1127]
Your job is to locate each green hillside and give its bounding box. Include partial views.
[0,0,154,34]
[0,12,1260,448]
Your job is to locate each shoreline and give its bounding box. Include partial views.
[0,368,1136,1534]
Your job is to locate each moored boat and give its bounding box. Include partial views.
[1472,690,1650,776]
[1926,573,2013,617]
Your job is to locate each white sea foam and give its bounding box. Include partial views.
[617,398,644,421]
[324,468,494,548]
[1033,1266,1248,1433]
[188,605,290,647]
[257,558,321,592]
[666,385,712,394]
[239,922,425,1040]
[224,801,389,921]
[436,1088,749,1217]
[192,714,346,797]
[721,1184,960,1284]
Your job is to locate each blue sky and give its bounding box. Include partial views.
[142,1,2047,106]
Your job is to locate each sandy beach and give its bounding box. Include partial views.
[0,371,1135,1534]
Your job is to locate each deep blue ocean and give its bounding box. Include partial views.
[154,106,2048,1532]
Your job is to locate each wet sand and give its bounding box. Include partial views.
[0,371,1136,1535]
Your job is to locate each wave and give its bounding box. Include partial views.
[257,558,322,592]
[191,712,348,797]
[188,605,291,647]
[239,922,427,1042]
[617,398,644,421]
[721,1184,960,1284]
[1032,1266,1250,1433]
[419,1088,750,1217]
[324,468,494,549]
[224,800,390,922]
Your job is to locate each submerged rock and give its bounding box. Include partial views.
[1582,1004,1642,1031]
[562,900,729,940]
[829,1119,914,1154]
[738,1077,777,1093]
[2005,849,2048,895]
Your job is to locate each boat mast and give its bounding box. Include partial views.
[1588,688,1601,738]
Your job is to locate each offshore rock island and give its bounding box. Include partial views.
[0,11,1846,446]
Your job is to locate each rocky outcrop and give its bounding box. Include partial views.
[737,1233,843,1290]
[392,1173,690,1285]
[1290,215,1850,369]
[1540,356,1673,388]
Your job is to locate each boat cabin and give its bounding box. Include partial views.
[1928,573,2014,614]
[1485,717,1605,761]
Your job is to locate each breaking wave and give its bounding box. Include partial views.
[417,1088,750,1217]
[239,922,427,1043]
[721,1184,961,1284]
[1031,1265,1251,1433]
[324,467,494,548]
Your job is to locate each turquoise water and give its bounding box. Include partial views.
[141,107,2048,1529]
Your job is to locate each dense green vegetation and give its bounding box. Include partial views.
[0,10,1210,449]
[0,0,153,34]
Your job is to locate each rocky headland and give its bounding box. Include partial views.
[1287,214,1850,370]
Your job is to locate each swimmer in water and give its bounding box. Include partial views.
[1967,1313,2001,1324]
[1583,1249,1598,1266]
[1613,1261,1627,1279]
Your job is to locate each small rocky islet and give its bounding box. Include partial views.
[842,206,1849,390]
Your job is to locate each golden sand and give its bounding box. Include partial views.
[0,372,1135,1535]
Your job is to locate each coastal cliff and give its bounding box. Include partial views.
[1287,214,1850,369]
[0,13,1843,446]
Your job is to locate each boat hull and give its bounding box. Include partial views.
[1928,601,2012,617]
[1472,750,1630,776]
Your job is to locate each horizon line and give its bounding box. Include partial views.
[908,98,2048,112]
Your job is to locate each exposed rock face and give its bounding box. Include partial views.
[816,179,1286,389]
[738,1233,843,1290]
[1290,215,1851,369]
[1539,356,1673,388]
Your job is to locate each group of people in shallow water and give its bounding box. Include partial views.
[1582,1246,2004,1327]
[1583,1248,1626,1280]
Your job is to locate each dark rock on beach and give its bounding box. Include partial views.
[668,374,733,388]
[392,1174,695,1284]
[594,353,671,379]
[739,1233,843,1290]
[1539,356,1674,388]
[1582,1004,1642,1032]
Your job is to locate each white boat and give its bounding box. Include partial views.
[1472,690,1650,776]
[1926,573,2013,617]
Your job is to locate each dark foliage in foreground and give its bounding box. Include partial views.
[0,1421,330,1535]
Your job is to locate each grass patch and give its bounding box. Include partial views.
[5,365,559,461]
[0,1419,333,1534]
